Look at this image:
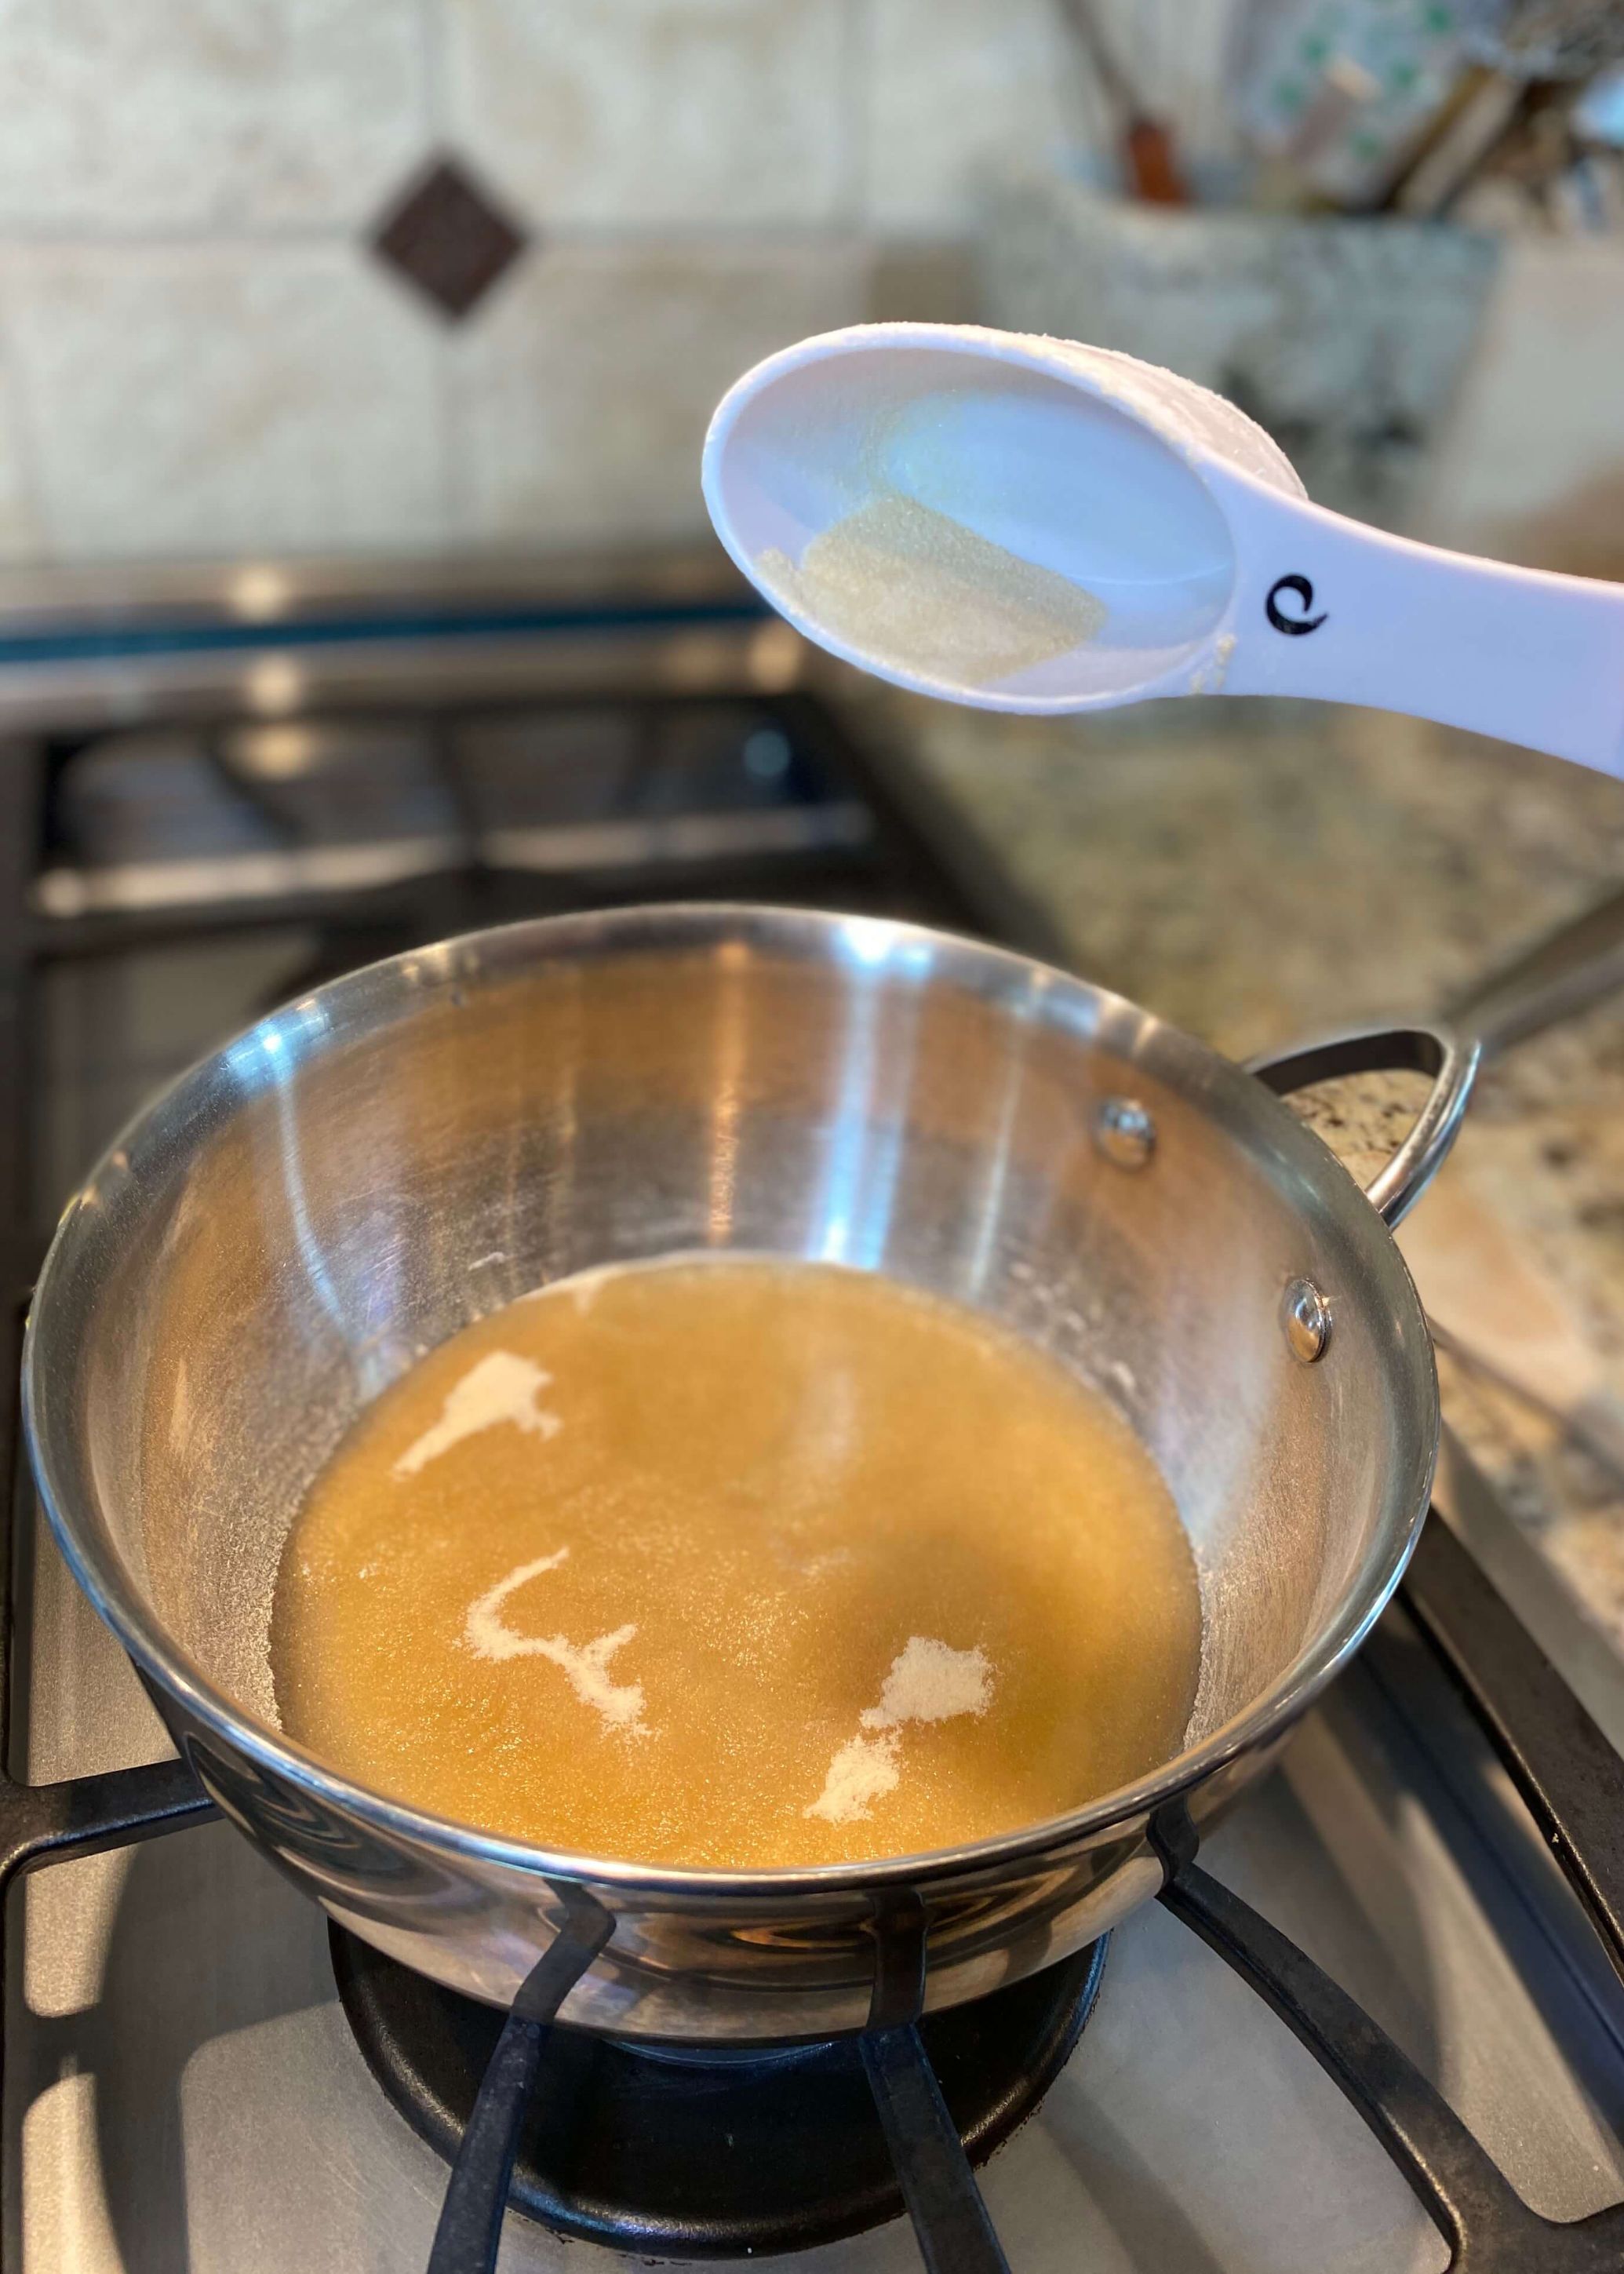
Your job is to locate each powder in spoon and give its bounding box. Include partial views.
[759,493,1105,689]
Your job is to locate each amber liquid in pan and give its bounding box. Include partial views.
[272,1257,1202,1870]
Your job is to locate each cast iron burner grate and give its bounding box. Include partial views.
[326,1775,1624,2274]
[333,1926,1108,2258]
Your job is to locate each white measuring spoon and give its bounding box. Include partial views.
[701,322,1624,777]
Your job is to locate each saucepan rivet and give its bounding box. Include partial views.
[1282,1277,1332,1363]
[1094,1097,1156,1169]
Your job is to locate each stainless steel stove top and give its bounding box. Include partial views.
[12,1518,1624,2273]
[5,569,1624,2273]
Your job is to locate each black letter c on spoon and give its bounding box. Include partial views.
[1266,574,1327,636]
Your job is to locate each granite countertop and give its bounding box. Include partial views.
[874,685,1624,1647]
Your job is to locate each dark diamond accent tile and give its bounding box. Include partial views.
[370,155,528,323]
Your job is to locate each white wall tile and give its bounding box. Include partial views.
[861,0,1092,231]
[443,0,850,228]
[0,0,429,231]
[2,246,449,559]
[451,239,869,546]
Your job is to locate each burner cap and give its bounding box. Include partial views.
[333,1928,1107,2259]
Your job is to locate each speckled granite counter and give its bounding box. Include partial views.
[874,686,1624,1649]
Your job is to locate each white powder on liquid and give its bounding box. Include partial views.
[464,1546,646,1733]
[808,1732,904,1823]
[759,494,1104,690]
[861,1634,993,1729]
[392,1350,561,1479]
[806,1634,993,1825]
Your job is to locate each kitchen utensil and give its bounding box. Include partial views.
[1389,0,1624,215]
[1464,0,1624,82]
[1390,66,1531,214]
[22,902,1463,2043]
[1057,0,1188,203]
[1248,53,1382,209]
[1449,880,1624,1051]
[1226,0,1473,206]
[702,323,1624,775]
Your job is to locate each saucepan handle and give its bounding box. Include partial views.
[1246,1021,1480,1231]
[1446,879,1624,1057]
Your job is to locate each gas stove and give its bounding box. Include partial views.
[4,566,1624,2273]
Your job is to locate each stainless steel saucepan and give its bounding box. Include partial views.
[23,901,1475,2050]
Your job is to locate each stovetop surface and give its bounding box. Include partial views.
[7,625,1624,2272]
[12,1558,1624,2272]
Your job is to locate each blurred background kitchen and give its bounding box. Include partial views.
[0,0,1618,565]
[6,0,1624,1687]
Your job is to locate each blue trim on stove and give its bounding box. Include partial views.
[0,596,767,668]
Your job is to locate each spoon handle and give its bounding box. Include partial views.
[1208,462,1624,778]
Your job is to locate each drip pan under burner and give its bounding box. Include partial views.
[333,1927,1109,2258]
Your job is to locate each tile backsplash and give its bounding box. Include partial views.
[452,236,872,547]
[0,0,1611,574]
[0,0,1150,567]
[442,0,856,230]
[0,0,430,232]
[3,243,448,558]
